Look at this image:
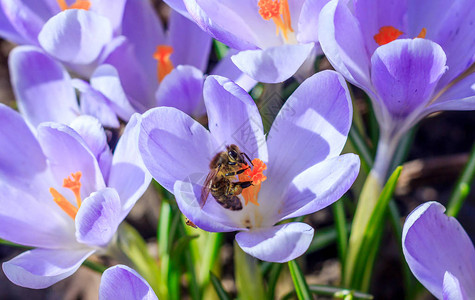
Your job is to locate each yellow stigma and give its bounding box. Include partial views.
[49,171,83,219]
[238,158,267,206]
[258,0,294,41]
[153,45,174,83]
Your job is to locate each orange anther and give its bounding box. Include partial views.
[258,0,293,40]
[50,188,78,219]
[50,171,83,219]
[416,28,427,39]
[374,26,403,46]
[57,0,91,11]
[239,159,267,206]
[153,45,174,83]
[63,171,82,207]
[258,0,281,20]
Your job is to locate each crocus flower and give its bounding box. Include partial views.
[403,202,475,299]
[0,104,151,288]
[318,0,475,179]
[0,0,128,77]
[139,71,360,262]
[164,0,329,83]
[99,265,158,300]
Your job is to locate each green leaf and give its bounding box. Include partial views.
[348,125,373,174]
[266,263,284,300]
[333,198,348,277]
[213,40,229,60]
[288,260,312,300]
[209,272,232,300]
[234,241,266,300]
[309,284,373,299]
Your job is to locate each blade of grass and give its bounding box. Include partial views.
[309,284,373,299]
[288,260,312,300]
[234,241,266,300]
[266,263,284,300]
[210,272,232,300]
[333,198,348,277]
[348,125,373,174]
[213,40,229,60]
[446,142,475,217]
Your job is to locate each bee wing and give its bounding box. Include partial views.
[200,169,217,208]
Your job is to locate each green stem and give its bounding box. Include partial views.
[446,142,475,217]
[333,198,348,276]
[309,284,374,299]
[288,260,312,300]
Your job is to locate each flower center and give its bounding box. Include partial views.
[57,0,91,11]
[153,45,174,83]
[374,26,427,46]
[238,158,267,206]
[49,171,83,219]
[258,0,294,41]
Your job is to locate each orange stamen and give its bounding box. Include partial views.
[374,26,403,46]
[57,0,91,11]
[238,159,267,206]
[258,0,293,40]
[416,28,427,39]
[49,171,83,219]
[153,45,174,83]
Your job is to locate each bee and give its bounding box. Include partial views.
[201,144,253,210]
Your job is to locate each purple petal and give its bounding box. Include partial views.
[121,0,165,83]
[0,0,47,45]
[164,0,191,19]
[69,115,112,178]
[99,265,158,300]
[9,46,79,127]
[318,0,372,90]
[183,0,260,50]
[155,65,205,117]
[371,39,447,119]
[38,10,113,65]
[296,0,330,44]
[211,50,257,92]
[173,179,244,232]
[204,75,267,160]
[266,70,352,188]
[402,202,475,299]
[109,114,152,218]
[139,107,216,192]
[37,123,106,197]
[2,248,94,289]
[90,64,136,121]
[74,78,121,128]
[75,188,122,247]
[102,36,155,112]
[169,10,212,72]
[231,43,314,83]
[443,272,469,300]
[235,222,314,262]
[90,0,126,33]
[276,154,360,220]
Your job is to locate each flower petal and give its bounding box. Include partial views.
[75,188,122,247]
[297,0,330,44]
[38,10,113,65]
[90,64,136,121]
[2,248,94,289]
[99,265,158,300]
[443,272,468,300]
[235,222,314,262]
[90,0,127,33]
[156,65,205,117]
[139,107,216,192]
[37,123,106,197]
[109,114,152,218]
[402,202,475,299]
[204,75,267,161]
[371,38,447,119]
[211,49,257,92]
[266,70,352,188]
[231,43,314,83]
[318,0,372,90]
[9,46,79,127]
[169,10,212,72]
[277,153,360,220]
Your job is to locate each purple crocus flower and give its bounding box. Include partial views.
[403,202,475,299]
[139,71,360,262]
[318,0,475,178]
[0,104,151,288]
[99,265,158,300]
[0,0,128,77]
[164,0,328,83]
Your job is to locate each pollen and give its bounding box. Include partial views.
[374,26,403,46]
[57,0,91,11]
[49,171,83,219]
[153,45,174,83]
[258,0,294,40]
[416,28,427,39]
[238,159,267,206]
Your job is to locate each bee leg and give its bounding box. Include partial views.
[225,167,250,177]
[236,181,253,189]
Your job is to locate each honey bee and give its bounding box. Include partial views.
[201,144,253,210]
